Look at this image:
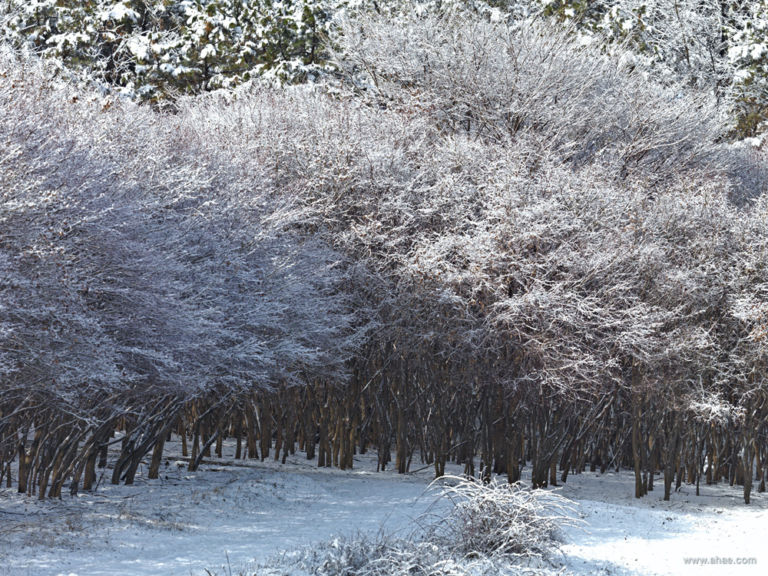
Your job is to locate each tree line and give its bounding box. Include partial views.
[2,1,768,137]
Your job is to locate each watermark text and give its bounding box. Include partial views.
[683,556,757,566]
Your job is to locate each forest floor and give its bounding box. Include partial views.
[0,442,766,576]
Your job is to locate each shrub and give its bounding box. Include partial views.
[242,475,576,576]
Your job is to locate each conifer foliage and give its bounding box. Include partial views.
[1,1,336,102]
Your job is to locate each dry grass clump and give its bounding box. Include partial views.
[227,476,577,576]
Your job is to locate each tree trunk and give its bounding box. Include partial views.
[632,387,644,499]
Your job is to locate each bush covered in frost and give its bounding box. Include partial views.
[425,476,574,560]
[232,476,576,576]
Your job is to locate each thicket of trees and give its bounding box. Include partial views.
[2,3,768,504]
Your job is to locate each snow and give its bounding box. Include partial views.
[743,135,765,149]
[558,471,766,576]
[98,3,140,24]
[1,444,766,576]
[200,44,217,60]
[0,447,441,576]
[126,37,150,61]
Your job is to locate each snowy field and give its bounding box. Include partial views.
[1,445,766,576]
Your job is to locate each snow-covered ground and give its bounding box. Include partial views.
[558,471,766,576]
[1,444,766,576]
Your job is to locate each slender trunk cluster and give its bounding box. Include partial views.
[4,371,768,504]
